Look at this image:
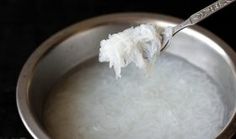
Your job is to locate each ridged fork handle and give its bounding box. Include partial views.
[173,0,235,35]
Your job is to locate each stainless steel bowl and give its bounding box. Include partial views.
[17,13,236,139]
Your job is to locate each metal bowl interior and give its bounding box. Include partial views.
[17,13,236,139]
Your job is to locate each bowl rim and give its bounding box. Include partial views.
[16,12,236,139]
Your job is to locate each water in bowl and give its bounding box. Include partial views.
[43,53,225,139]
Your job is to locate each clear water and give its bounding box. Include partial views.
[43,53,225,139]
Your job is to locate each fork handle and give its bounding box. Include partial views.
[173,0,235,35]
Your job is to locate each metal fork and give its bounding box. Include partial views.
[161,0,235,51]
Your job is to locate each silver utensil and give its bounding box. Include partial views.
[17,13,236,139]
[161,0,236,51]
